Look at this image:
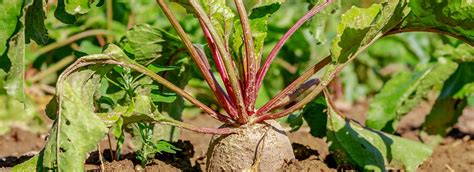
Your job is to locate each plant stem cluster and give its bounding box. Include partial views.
[155,0,334,127]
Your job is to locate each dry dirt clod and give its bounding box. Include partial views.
[206,120,295,172]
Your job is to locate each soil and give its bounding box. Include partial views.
[1,104,474,171]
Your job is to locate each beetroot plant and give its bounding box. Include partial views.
[4,0,473,171]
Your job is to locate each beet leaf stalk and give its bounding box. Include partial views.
[234,0,258,114]
[256,0,334,94]
[153,0,335,125]
[190,0,250,123]
[156,0,238,120]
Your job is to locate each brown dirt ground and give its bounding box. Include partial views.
[1,104,474,171]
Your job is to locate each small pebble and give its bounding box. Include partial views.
[135,164,144,171]
[463,135,471,142]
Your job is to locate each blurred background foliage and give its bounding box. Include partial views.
[1,0,473,149]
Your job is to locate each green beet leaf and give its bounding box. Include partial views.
[401,0,474,44]
[306,0,341,45]
[331,4,382,63]
[326,96,432,171]
[11,152,42,172]
[40,68,108,171]
[13,45,127,171]
[301,96,328,137]
[330,0,412,63]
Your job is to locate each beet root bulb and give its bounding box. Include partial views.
[206,120,295,171]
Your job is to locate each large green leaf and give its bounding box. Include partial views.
[331,0,451,64]
[248,0,285,51]
[14,46,128,171]
[40,68,108,171]
[331,3,382,63]
[423,62,474,136]
[400,0,474,44]
[366,59,458,132]
[326,97,432,171]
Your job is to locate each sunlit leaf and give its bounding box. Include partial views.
[401,0,474,44]
[203,0,235,44]
[331,0,412,63]
[331,4,382,63]
[0,0,23,55]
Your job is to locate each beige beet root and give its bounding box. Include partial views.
[206,120,295,171]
